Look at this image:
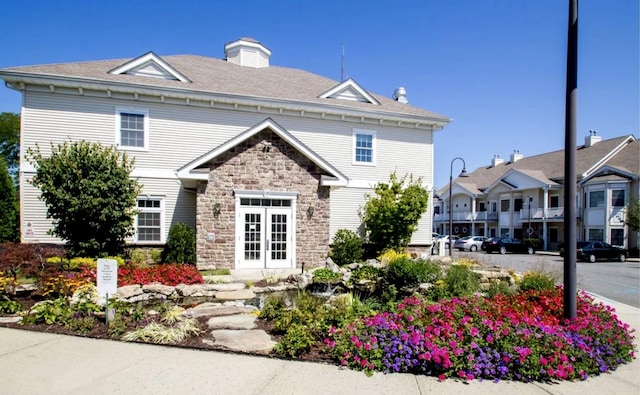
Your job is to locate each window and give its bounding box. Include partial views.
[549,195,560,208]
[500,199,510,212]
[500,228,510,237]
[611,190,625,207]
[549,227,559,243]
[136,197,163,242]
[589,190,605,208]
[514,198,523,212]
[611,228,624,246]
[116,107,149,150]
[479,202,486,212]
[588,228,604,242]
[433,206,440,214]
[353,129,375,165]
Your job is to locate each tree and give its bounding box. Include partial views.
[360,172,430,254]
[0,156,18,241]
[27,140,141,257]
[0,112,20,178]
[626,197,640,232]
[162,222,196,264]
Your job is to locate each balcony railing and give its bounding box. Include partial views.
[434,207,566,223]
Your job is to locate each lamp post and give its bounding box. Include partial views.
[449,157,469,257]
[527,196,533,236]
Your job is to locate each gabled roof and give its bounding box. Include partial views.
[319,78,380,105]
[177,118,348,186]
[108,52,191,82]
[1,52,449,126]
[440,135,636,193]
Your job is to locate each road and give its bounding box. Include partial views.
[454,251,640,308]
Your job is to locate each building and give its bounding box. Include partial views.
[0,38,450,270]
[433,132,639,250]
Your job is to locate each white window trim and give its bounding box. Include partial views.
[115,107,149,151]
[135,196,165,243]
[352,129,376,166]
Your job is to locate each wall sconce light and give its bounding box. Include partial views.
[213,202,221,218]
[307,205,315,218]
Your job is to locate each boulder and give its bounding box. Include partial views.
[215,289,256,301]
[184,303,255,318]
[207,314,257,330]
[207,329,276,354]
[142,283,175,296]
[114,285,143,299]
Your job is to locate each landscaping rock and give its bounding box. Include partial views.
[207,314,257,330]
[207,329,276,354]
[206,283,246,292]
[215,289,256,301]
[184,303,256,318]
[142,283,175,296]
[114,285,143,299]
[175,284,205,297]
[0,316,22,324]
[325,257,340,272]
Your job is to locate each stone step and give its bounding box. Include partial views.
[204,329,276,354]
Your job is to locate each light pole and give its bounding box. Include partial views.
[449,157,469,257]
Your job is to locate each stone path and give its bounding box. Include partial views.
[183,297,277,355]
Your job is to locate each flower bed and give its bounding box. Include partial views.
[325,288,635,382]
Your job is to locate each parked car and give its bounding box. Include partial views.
[454,236,488,252]
[560,241,628,262]
[484,237,535,255]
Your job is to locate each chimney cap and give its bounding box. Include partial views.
[392,86,408,103]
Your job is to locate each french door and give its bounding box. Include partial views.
[237,204,293,269]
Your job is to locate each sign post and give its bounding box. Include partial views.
[97,258,118,326]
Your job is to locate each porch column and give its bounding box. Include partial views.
[543,188,549,250]
[471,197,476,235]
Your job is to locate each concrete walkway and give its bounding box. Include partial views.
[0,294,638,395]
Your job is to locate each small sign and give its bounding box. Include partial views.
[97,258,118,295]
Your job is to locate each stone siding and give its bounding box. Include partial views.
[196,129,330,270]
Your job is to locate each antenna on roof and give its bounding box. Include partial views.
[341,45,345,81]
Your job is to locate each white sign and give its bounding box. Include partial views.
[97,258,118,295]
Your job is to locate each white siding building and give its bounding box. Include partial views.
[1,37,450,270]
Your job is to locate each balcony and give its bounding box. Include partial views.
[519,207,564,221]
[433,211,498,223]
[434,207,567,223]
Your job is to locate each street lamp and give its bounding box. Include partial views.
[449,157,469,257]
[527,196,533,236]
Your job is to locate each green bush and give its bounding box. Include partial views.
[519,271,557,292]
[0,156,17,242]
[361,172,430,254]
[485,279,516,298]
[329,229,363,266]
[27,140,141,257]
[442,265,481,298]
[383,258,443,296]
[273,323,315,357]
[162,223,196,264]
[312,268,342,284]
[348,265,383,285]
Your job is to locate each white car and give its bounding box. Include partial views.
[454,236,488,252]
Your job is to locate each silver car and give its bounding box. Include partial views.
[454,236,488,252]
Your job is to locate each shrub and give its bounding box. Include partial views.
[518,271,557,292]
[0,156,17,242]
[0,243,62,279]
[361,172,429,254]
[117,263,204,286]
[329,229,363,266]
[312,268,342,284]
[377,249,411,264]
[441,264,480,298]
[162,223,196,264]
[27,140,141,257]
[348,265,383,285]
[383,257,443,294]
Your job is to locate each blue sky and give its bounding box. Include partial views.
[1,0,637,189]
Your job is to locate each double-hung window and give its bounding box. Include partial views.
[116,107,149,150]
[136,197,164,242]
[589,190,605,208]
[611,189,625,207]
[353,129,376,165]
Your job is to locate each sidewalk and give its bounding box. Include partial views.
[0,295,638,395]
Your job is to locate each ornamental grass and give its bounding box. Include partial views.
[325,287,635,382]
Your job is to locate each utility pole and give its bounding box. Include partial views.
[563,0,578,320]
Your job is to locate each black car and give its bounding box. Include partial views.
[484,237,535,255]
[571,241,628,262]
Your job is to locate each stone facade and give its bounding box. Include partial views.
[196,129,330,270]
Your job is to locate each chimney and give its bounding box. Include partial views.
[585,130,601,147]
[491,155,504,167]
[224,37,271,68]
[510,149,524,163]
[392,87,408,103]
